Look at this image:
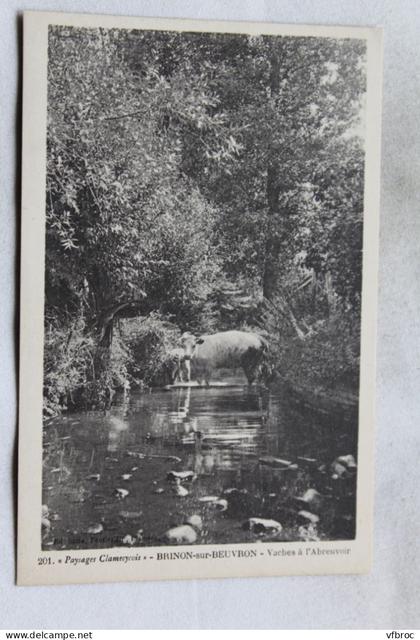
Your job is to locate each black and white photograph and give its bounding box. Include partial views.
[17,12,382,585]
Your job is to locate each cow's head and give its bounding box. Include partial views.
[180,332,204,359]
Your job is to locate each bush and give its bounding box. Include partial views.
[43,314,95,416]
[260,296,360,391]
[44,310,134,415]
[120,312,181,386]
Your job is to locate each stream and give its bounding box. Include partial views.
[42,375,358,549]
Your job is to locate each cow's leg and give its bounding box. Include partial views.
[180,359,190,383]
[176,359,184,383]
[243,367,256,385]
[242,348,260,385]
[203,365,211,386]
[184,359,191,383]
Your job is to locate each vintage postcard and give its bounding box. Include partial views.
[18,11,382,585]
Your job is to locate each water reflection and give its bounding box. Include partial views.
[124,384,271,470]
[107,415,129,452]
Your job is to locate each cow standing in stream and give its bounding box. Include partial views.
[166,347,189,384]
[180,330,267,385]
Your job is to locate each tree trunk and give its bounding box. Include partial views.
[262,47,282,300]
[88,298,145,410]
[263,163,282,299]
[96,299,144,347]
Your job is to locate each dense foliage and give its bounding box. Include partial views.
[44,26,366,414]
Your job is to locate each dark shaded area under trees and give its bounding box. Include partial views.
[44,26,366,415]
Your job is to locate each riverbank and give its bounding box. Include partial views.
[275,376,358,419]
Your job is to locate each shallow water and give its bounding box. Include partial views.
[42,376,358,549]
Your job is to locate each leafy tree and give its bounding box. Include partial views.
[44,26,367,408]
[46,27,227,342]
